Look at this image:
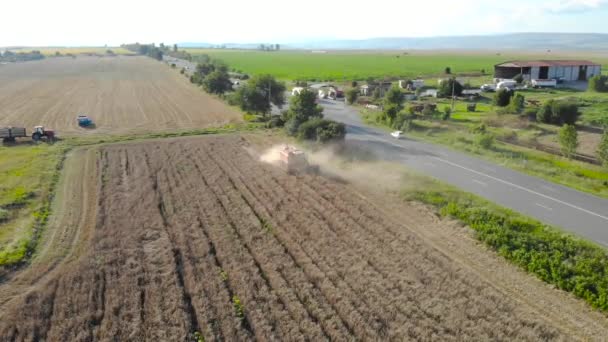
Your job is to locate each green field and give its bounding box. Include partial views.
[0,144,64,266]
[188,49,608,81]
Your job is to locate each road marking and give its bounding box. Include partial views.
[359,132,608,222]
[431,156,608,222]
[535,203,553,211]
[472,179,488,187]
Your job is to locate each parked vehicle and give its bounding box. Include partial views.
[391,131,403,139]
[77,115,93,127]
[0,127,27,142]
[496,80,517,90]
[480,84,496,92]
[531,79,557,88]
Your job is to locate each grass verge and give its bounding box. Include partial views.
[401,171,608,311]
[0,144,66,268]
[361,109,608,198]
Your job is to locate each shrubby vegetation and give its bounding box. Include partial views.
[493,88,512,107]
[121,43,164,60]
[589,75,608,93]
[406,179,608,312]
[437,78,463,97]
[536,100,580,125]
[282,89,345,142]
[597,128,608,167]
[231,74,285,117]
[558,124,578,159]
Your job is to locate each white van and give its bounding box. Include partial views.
[496,80,517,90]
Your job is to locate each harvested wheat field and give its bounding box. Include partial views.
[0,56,240,135]
[1,135,607,341]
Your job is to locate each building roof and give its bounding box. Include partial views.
[495,60,600,68]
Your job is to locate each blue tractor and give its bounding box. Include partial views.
[77,114,93,127]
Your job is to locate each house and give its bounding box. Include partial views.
[399,79,425,90]
[360,82,392,96]
[494,60,601,82]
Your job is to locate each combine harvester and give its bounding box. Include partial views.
[278,145,319,175]
[77,114,93,127]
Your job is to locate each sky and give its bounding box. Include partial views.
[2,0,608,46]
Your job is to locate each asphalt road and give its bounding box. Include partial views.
[318,99,608,247]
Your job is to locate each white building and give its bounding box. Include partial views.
[494,60,601,82]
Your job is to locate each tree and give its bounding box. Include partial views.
[437,78,463,97]
[173,44,178,52]
[589,75,608,92]
[202,71,232,95]
[275,44,280,51]
[444,67,451,74]
[382,86,405,126]
[598,128,608,167]
[558,124,578,159]
[509,93,525,113]
[297,118,345,142]
[551,101,579,125]
[346,88,359,105]
[284,89,323,135]
[493,88,512,107]
[234,74,286,117]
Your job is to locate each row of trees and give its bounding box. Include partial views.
[258,44,280,51]
[0,50,45,62]
[121,43,164,60]
[187,57,344,143]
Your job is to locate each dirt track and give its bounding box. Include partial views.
[0,56,240,135]
[1,136,607,340]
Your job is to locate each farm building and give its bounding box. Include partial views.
[494,60,601,82]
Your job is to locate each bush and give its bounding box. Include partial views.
[598,128,608,167]
[536,101,553,123]
[589,75,608,92]
[493,88,512,107]
[296,119,345,142]
[470,123,487,134]
[437,78,463,97]
[558,124,578,158]
[552,101,580,125]
[266,115,285,128]
[442,107,451,120]
[180,67,185,74]
[508,93,525,113]
[444,66,451,74]
[346,88,359,105]
[170,63,176,68]
[422,103,435,117]
[0,208,8,222]
[476,133,495,149]
[410,188,608,312]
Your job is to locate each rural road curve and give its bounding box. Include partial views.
[318,99,608,247]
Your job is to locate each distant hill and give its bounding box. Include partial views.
[180,33,608,51]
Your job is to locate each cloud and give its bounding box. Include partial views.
[546,0,608,13]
